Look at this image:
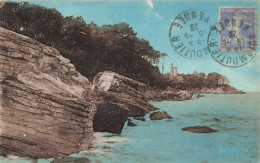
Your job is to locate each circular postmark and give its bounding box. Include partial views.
[207,23,256,68]
[169,9,211,60]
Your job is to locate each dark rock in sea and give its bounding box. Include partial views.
[133,116,145,121]
[102,145,112,149]
[149,111,173,120]
[182,126,217,133]
[127,120,137,127]
[92,71,158,134]
[205,118,221,122]
[0,28,96,158]
[51,156,91,163]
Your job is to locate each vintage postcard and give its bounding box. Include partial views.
[0,0,259,163]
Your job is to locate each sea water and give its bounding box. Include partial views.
[1,93,259,163]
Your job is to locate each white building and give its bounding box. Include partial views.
[171,63,178,77]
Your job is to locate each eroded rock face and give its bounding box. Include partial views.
[93,71,148,101]
[92,71,157,134]
[149,111,173,120]
[0,28,95,158]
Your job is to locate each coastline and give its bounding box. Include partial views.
[1,93,258,163]
[74,93,259,163]
[0,27,248,160]
[0,1,258,162]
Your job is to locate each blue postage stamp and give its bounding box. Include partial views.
[218,7,257,52]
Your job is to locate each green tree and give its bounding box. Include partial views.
[0,2,167,87]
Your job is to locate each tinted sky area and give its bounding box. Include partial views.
[14,0,260,92]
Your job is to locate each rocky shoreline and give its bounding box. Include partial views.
[145,88,193,102]
[0,27,245,159]
[189,85,245,94]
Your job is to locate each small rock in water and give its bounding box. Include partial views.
[102,145,112,149]
[212,118,221,122]
[133,116,145,121]
[182,126,217,133]
[127,120,137,127]
[105,141,118,144]
[149,111,173,120]
[205,118,221,122]
[51,156,91,163]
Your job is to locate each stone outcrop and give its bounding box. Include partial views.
[191,85,245,94]
[145,84,244,102]
[0,28,95,158]
[92,71,157,134]
[145,87,193,102]
[181,126,217,133]
[149,111,172,120]
[92,92,129,134]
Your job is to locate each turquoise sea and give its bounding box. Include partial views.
[1,93,259,163]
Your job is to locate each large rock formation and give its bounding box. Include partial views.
[92,92,129,134]
[0,28,95,158]
[92,71,157,134]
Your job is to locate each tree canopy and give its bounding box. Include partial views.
[0,2,166,87]
[162,72,230,90]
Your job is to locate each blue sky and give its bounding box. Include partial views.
[16,0,260,92]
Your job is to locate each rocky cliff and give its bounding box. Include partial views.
[0,27,95,158]
[92,71,157,134]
